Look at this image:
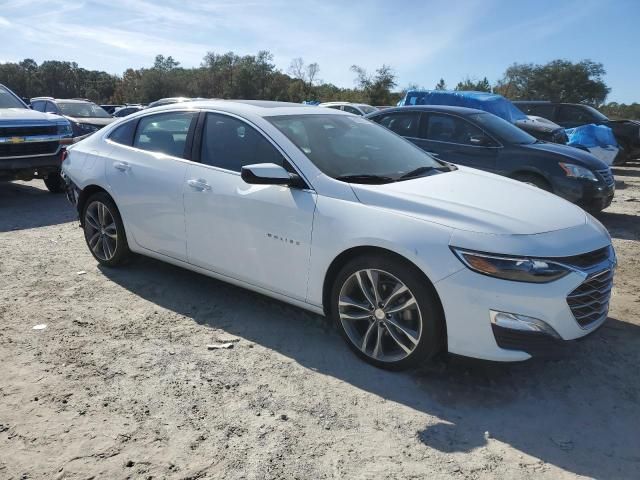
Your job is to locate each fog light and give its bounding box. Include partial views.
[490,310,560,338]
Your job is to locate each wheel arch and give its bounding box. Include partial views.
[321,245,447,346]
[509,169,553,191]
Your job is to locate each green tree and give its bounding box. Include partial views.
[435,78,446,90]
[494,59,610,105]
[351,64,397,105]
[454,76,491,92]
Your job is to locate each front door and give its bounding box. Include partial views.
[183,112,317,301]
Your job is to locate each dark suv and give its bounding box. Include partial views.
[0,84,72,192]
[514,101,640,164]
[31,97,115,139]
[366,106,615,212]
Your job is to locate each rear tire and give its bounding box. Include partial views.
[330,254,445,370]
[81,192,131,267]
[43,172,65,193]
[513,173,552,192]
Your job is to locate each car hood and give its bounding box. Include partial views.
[522,142,608,170]
[0,108,63,123]
[350,166,587,235]
[66,116,115,127]
[516,117,562,133]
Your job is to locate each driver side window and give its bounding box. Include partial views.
[200,113,285,172]
[422,113,486,146]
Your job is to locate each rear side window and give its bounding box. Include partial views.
[109,120,137,146]
[133,112,196,158]
[200,113,284,172]
[31,100,45,112]
[375,112,420,137]
[45,101,58,114]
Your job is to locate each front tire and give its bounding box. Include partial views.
[330,254,445,370]
[43,172,65,193]
[82,192,131,267]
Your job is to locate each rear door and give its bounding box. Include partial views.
[105,110,197,261]
[418,112,499,171]
[183,112,316,300]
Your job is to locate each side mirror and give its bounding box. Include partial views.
[241,163,295,186]
[470,134,491,146]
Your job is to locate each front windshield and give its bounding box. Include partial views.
[583,105,609,122]
[0,86,27,109]
[359,105,378,115]
[267,114,443,182]
[58,102,111,118]
[469,112,536,145]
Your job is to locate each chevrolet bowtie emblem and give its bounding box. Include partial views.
[9,137,26,144]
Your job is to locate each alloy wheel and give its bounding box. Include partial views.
[85,201,118,261]
[338,268,423,362]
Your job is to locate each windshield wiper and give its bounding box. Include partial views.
[335,174,395,184]
[397,164,455,181]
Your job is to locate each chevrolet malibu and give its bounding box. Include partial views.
[62,101,616,369]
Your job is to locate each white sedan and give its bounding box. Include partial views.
[62,100,615,369]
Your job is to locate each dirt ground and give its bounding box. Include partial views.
[1,162,639,480]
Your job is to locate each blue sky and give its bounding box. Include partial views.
[0,0,638,103]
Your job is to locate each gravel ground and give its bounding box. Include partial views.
[1,162,639,480]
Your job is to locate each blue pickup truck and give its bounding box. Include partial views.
[0,84,73,192]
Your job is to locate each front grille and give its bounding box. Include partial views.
[0,125,58,137]
[597,168,614,187]
[567,269,613,328]
[0,141,59,158]
[555,246,611,268]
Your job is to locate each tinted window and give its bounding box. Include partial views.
[376,112,420,137]
[109,120,137,146]
[468,113,535,145]
[557,106,596,124]
[423,113,485,145]
[326,105,342,110]
[519,103,555,119]
[268,114,442,181]
[200,113,284,172]
[31,100,45,112]
[343,105,362,115]
[133,112,196,158]
[359,105,378,115]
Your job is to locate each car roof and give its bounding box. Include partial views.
[367,105,487,116]
[31,98,95,104]
[147,99,350,118]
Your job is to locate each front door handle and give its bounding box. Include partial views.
[187,178,212,191]
[113,161,130,171]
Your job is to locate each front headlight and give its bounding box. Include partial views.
[57,122,72,136]
[559,162,598,182]
[451,248,571,283]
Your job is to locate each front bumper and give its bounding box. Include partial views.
[0,152,63,180]
[434,252,614,362]
[554,177,615,211]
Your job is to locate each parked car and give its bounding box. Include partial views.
[400,90,569,145]
[100,104,123,115]
[319,102,378,116]
[113,105,145,117]
[31,97,115,139]
[366,106,614,212]
[62,100,614,369]
[0,84,72,192]
[514,101,640,164]
[147,97,206,108]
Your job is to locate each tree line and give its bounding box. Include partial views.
[0,53,637,119]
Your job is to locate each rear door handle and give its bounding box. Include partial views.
[187,178,212,191]
[113,161,130,171]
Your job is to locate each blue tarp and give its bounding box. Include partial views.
[399,90,528,123]
[565,124,618,148]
